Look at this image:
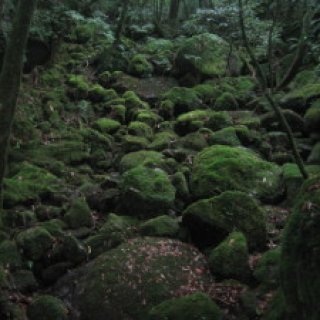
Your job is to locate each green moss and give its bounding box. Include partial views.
[0,240,22,269]
[193,83,222,103]
[304,100,320,133]
[214,92,239,111]
[208,232,250,281]
[67,74,90,98]
[148,292,222,320]
[89,85,118,103]
[85,213,138,258]
[64,238,213,320]
[149,131,178,151]
[109,104,126,123]
[175,110,211,135]
[254,247,280,291]
[128,121,153,139]
[94,117,121,134]
[208,111,233,131]
[128,54,154,77]
[16,227,55,261]
[135,110,162,127]
[180,132,208,151]
[171,171,189,199]
[308,142,320,164]
[119,151,164,173]
[140,216,180,237]
[262,290,286,320]
[27,295,68,320]
[3,162,61,207]
[159,99,175,119]
[120,166,176,218]
[281,175,320,319]
[183,191,267,249]
[64,198,93,229]
[162,87,201,115]
[176,33,235,78]
[191,145,283,203]
[122,135,149,153]
[123,91,150,121]
[208,127,241,146]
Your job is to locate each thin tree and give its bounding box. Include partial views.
[0,0,38,219]
[238,0,308,179]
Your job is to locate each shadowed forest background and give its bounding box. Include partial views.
[0,0,320,319]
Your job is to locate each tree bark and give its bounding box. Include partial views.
[0,0,38,217]
[169,0,180,22]
[238,0,308,180]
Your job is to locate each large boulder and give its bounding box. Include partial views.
[54,237,214,320]
[183,191,267,249]
[120,166,176,217]
[191,145,283,203]
[175,33,240,80]
[281,175,320,320]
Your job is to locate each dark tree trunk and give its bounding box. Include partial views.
[169,0,180,22]
[0,0,38,217]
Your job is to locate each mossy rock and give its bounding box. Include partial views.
[27,295,68,320]
[208,232,250,281]
[281,175,320,319]
[183,191,267,249]
[64,198,93,229]
[67,74,90,99]
[119,151,164,173]
[193,83,222,103]
[208,111,233,131]
[135,110,162,127]
[120,166,176,218]
[16,227,55,261]
[176,33,238,78]
[128,54,154,78]
[3,162,61,207]
[148,292,222,320]
[0,240,22,270]
[85,213,138,259]
[191,145,283,203]
[254,247,280,291]
[281,83,320,113]
[140,216,180,238]
[214,92,239,111]
[12,270,38,293]
[208,127,241,146]
[307,142,320,164]
[89,86,118,103]
[54,238,213,320]
[304,100,320,134]
[94,118,121,134]
[262,290,286,320]
[162,87,201,116]
[122,135,149,153]
[171,171,190,199]
[128,121,153,139]
[179,132,208,151]
[175,110,211,135]
[149,131,178,151]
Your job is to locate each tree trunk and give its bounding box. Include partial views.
[169,0,180,22]
[0,0,38,217]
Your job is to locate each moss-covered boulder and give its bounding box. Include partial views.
[208,127,241,146]
[54,238,214,320]
[149,131,178,151]
[16,227,55,261]
[122,135,149,153]
[281,175,320,320]
[119,151,164,173]
[304,100,320,134]
[148,292,222,320]
[176,33,239,79]
[191,145,283,203]
[307,142,320,164]
[85,213,138,259]
[64,198,93,229]
[208,232,250,281]
[128,54,154,77]
[27,295,68,320]
[254,247,280,291]
[128,121,153,139]
[213,92,239,111]
[183,191,267,249]
[3,162,61,207]
[208,111,233,131]
[175,110,211,135]
[120,166,176,217]
[0,240,22,269]
[93,118,121,134]
[162,87,201,115]
[140,215,180,238]
[67,74,90,99]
